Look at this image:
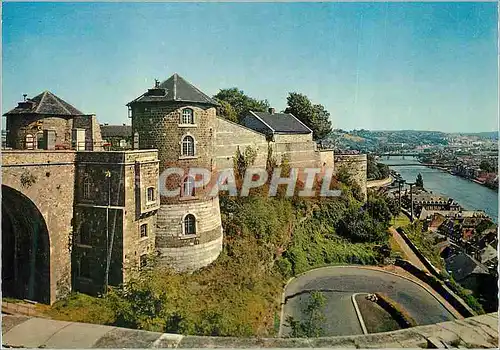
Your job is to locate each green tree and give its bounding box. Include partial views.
[214,88,269,123]
[215,99,238,123]
[284,92,332,140]
[415,173,424,188]
[366,192,392,226]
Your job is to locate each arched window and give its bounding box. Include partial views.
[184,214,196,235]
[25,134,34,150]
[182,176,196,197]
[181,135,195,156]
[182,108,194,124]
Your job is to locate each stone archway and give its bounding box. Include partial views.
[2,185,51,303]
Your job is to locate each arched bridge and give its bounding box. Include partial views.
[2,150,76,304]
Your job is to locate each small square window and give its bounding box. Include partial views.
[140,223,148,238]
[147,187,155,202]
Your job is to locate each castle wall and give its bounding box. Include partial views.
[216,118,321,170]
[2,150,77,304]
[272,133,319,168]
[73,150,159,294]
[215,117,269,169]
[334,154,368,201]
[319,149,334,169]
[156,197,223,271]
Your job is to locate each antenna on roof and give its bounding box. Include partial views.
[23,94,27,101]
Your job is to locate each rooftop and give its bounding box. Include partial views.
[127,73,218,106]
[100,124,132,138]
[4,91,85,116]
[249,110,312,134]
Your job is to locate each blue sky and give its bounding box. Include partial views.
[2,2,498,132]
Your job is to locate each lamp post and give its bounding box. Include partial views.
[397,179,406,212]
[407,182,415,222]
[104,170,111,294]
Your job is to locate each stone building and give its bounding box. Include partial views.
[4,91,103,151]
[100,124,133,149]
[2,73,368,303]
[127,74,224,271]
[2,93,160,302]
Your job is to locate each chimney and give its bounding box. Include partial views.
[268,107,275,115]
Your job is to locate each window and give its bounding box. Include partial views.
[78,255,91,278]
[80,223,92,245]
[182,176,195,197]
[140,223,148,238]
[140,254,148,268]
[25,134,34,150]
[184,214,196,235]
[181,135,195,156]
[147,187,155,203]
[181,108,194,124]
[83,177,92,199]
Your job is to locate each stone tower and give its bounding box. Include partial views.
[128,74,223,271]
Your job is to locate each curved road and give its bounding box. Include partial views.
[280,266,455,337]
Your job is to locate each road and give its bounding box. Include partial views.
[280,266,455,337]
[389,226,429,272]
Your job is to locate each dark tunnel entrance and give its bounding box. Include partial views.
[2,185,51,304]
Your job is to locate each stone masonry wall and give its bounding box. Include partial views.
[6,115,73,149]
[123,150,159,282]
[73,115,104,151]
[2,313,497,348]
[334,154,368,201]
[2,151,76,304]
[156,197,223,271]
[73,150,160,291]
[131,102,223,271]
[216,118,322,170]
[215,117,269,169]
[272,133,319,168]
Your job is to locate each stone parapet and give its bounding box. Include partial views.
[2,313,497,348]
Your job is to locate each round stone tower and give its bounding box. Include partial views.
[128,73,223,271]
[334,154,368,201]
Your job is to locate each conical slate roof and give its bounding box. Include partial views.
[127,73,218,106]
[4,91,85,116]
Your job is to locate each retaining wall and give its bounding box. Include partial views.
[395,258,475,318]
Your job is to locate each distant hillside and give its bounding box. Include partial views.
[455,131,498,140]
[326,129,448,152]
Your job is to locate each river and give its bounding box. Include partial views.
[380,156,498,222]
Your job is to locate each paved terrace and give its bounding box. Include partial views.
[2,313,498,348]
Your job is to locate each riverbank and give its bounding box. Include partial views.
[380,158,498,222]
[367,176,393,188]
